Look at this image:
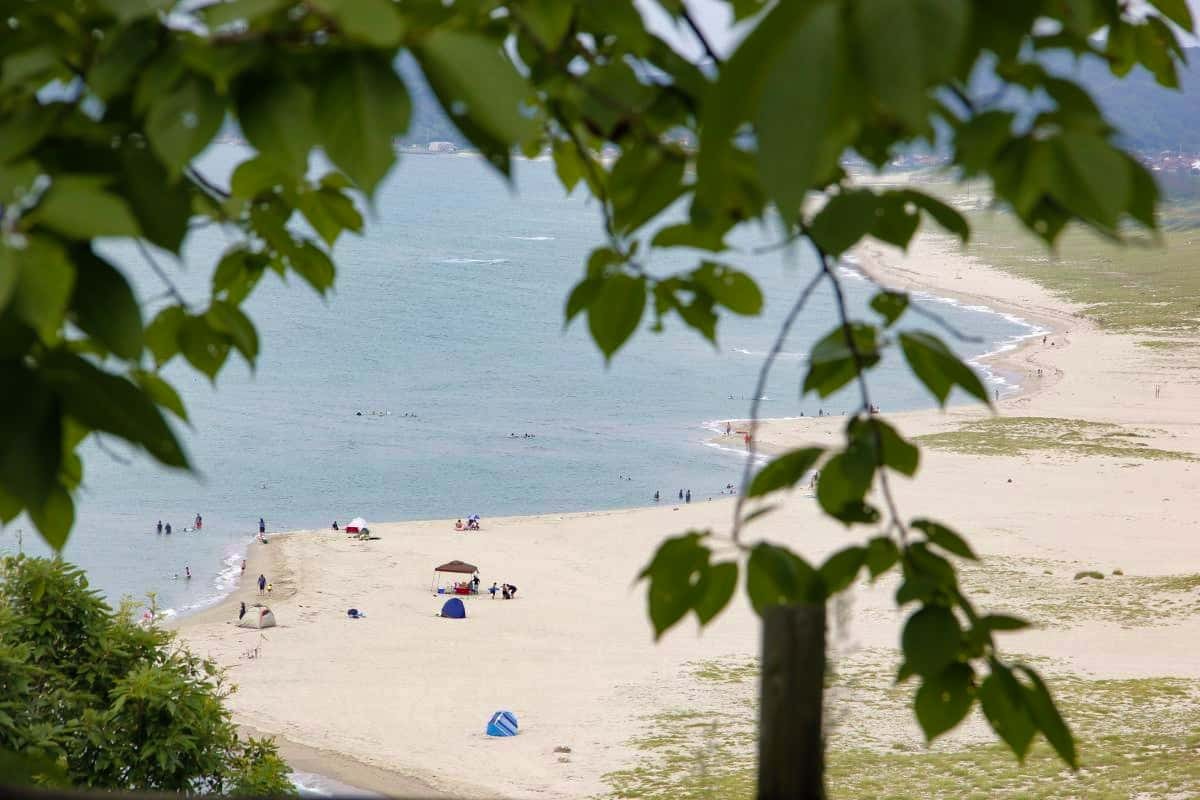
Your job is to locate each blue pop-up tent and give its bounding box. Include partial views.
[441,597,466,619]
[487,710,518,737]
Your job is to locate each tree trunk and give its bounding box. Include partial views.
[758,603,826,800]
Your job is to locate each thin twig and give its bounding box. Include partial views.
[819,249,908,542]
[680,3,722,65]
[186,167,229,202]
[731,269,825,545]
[135,239,189,309]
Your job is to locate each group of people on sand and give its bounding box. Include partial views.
[156,514,202,535]
[488,581,518,600]
[454,515,482,531]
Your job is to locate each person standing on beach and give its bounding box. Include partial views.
[266,582,273,596]
[165,523,172,535]
[195,513,202,530]
[258,517,265,535]
[678,489,683,500]
[239,602,246,621]
[258,574,266,594]
[685,489,691,503]
[654,490,660,502]
[185,566,191,580]
[156,520,162,535]
[241,559,246,574]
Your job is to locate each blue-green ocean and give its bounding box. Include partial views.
[1,147,1041,617]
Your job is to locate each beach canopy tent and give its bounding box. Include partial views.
[432,560,479,594]
[487,711,518,737]
[239,606,276,629]
[345,517,367,533]
[440,597,466,619]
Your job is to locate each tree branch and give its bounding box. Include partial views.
[680,3,722,66]
[731,269,825,546]
[186,167,229,202]
[135,239,190,310]
[818,247,908,542]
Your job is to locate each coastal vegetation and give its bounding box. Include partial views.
[0,0,1194,795]
[914,417,1196,461]
[0,556,293,796]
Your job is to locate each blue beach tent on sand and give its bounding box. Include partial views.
[441,597,466,619]
[487,710,518,737]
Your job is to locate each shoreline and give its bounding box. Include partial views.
[172,219,1200,798]
[172,226,1096,798]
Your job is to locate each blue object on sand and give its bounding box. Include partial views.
[441,597,466,619]
[486,710,518,737]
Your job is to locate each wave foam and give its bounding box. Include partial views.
[439,257,510,264]
[510,235,555,241]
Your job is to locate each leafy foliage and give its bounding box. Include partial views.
[0,555,295,794]
[0,0,1193,783]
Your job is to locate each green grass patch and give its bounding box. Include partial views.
[1137,338,1197,350]
[962,194,1200,335]
[914,416,1194,461]
[692,658,759,685]
[604,648,1200,800]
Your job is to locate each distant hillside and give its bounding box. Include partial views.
[397,55,467,147]
[1065,47,1200,153]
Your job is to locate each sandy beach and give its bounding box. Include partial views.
[176,226,1200,797]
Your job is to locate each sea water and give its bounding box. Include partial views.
[0,148,1039,614]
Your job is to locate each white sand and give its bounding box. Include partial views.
[177,229,1200,797]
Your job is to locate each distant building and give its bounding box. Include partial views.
[427,141,457,153]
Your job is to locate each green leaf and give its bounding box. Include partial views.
[315,55,411,195]
[230,156,291,198]
[809,191,878,257]
[850,417,919,477]
[205,301,259,366]
[120,147,191,253]
[586,273,646,360]
[651,222,728,253]
[979,666,1037,760]
[238,79,317,177]
[146,77,225,175]
[298,187,363,247]
[144,305,186,366]
[204,0,289,28]
[132,370,188,422]
[28,484,74,552]
[519,0,574,49]
[564,278,602,325]
[692,262,763,316]
[899,190,970,243]
[41,352,188,469]
[0,366,61,509]
[865,536,900,579]
[8,239,76,343]
[755,2,845,215]
[748,448,823,497]
[638,531,709,639]
[911,518,977,560]
[610,147,687,234]
[415,30,536,159]
[978,614,1030,633]
[694,561,738,625]
[746,543,822,613]
[178,315,231,380]
[900,605,962,677]
[915,663,974,741]
[70,249,143,360]
[99,0,171,21]
[815,448,877,524]
[0,100,59,162]
[819,546,866,595]
[869,291,909,326]
[284,240,336,295]
[308,0,405,46]
[34,177,142,239]
[803,323,880,398]
[1015,665,1078,768]
[898,330,990,407]
[1149,0,1194,29]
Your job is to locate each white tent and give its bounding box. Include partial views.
[238,606,276,629]
[346,517,367,533]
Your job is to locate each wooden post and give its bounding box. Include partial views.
[758,603,826,800]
